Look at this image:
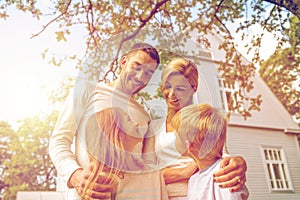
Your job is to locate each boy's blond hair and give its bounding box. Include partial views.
[172,104,227,160]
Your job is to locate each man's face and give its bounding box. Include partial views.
[118,50,157,95]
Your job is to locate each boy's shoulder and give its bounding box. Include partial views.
[188,159,249,200]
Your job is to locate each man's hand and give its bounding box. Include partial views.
[213,156,247,192]
[69,163,114,199]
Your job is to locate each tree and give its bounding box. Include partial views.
[0,121,16,198]
[259,15,300,123]
[0,0,298,119]
[0,111,58,200]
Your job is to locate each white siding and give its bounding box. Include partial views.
[227,126,300,200]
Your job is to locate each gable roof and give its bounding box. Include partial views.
[229,73,299,131]
[189,28,299,131]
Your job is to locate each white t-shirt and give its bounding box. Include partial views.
[188,159,249,200]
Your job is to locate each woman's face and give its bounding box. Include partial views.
[162,73,196,111]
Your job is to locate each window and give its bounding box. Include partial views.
[218,77,239,113]
[261,147,294,191]
[195,35,212,58]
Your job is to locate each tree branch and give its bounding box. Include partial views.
[263,0,300,19]
[30,0,72,39]
[86,0,100,47]
[115,0,170,60]
[214,0,234,40]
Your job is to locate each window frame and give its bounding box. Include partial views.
[217,76,241,113]
[260,146,294,192]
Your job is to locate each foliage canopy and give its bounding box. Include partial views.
[0,112,58,200]
[1,0,299,118]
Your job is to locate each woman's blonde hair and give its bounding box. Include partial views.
[161,57,199,91]
[172,104,227,160]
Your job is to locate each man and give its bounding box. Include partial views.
[49,43,161,199]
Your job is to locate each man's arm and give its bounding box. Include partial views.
[213,134,247,192]
[49,80,95,187]
[49,91,82,187]
[49,81,115,199]
[213,156,247,192]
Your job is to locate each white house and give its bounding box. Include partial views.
[225,75,300,200]
[210,32,299,200]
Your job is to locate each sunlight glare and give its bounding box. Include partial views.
[3,84,49,121]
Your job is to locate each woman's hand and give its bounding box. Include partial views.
[213,156,247,192]
[182,161,198,178]
[162,160,198,184]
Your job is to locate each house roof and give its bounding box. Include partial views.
[229,72,299,131]
[195,29,299,131]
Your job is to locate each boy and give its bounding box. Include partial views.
[172,104,249,200]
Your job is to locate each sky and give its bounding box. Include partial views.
[0,5,280,126]
[0,7,85,124]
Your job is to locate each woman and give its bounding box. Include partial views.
[154,57,247,199]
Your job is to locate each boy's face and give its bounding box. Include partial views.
[175,132,190,156]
